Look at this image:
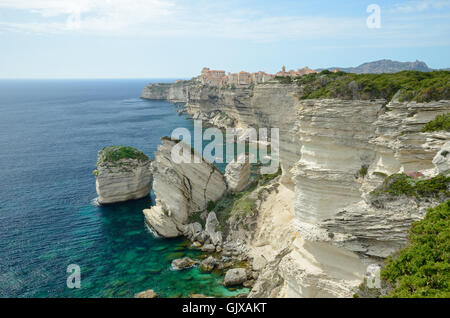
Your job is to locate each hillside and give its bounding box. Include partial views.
[319,59,433,74]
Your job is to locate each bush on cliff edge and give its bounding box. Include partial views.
[421,113,450,132]
[381,200,450,298]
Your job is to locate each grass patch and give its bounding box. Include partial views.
[98,146,149,164]
[370,173,449,199]
[421,113,450,132]
[381,200,450,298]
[291,70,450,102]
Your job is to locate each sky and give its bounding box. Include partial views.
[0,0,449,78]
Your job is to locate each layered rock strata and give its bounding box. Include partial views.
[224,154,251,192]
[143,138,227,238]
[142,79,450,297]
[94,146,152,204]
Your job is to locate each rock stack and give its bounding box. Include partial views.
[94,146,152,204]
[143,138,227,238]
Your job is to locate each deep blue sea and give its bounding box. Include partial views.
[0,79,246,298]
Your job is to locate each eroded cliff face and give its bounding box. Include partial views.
[142,81,300,185]
[270,98,450,297]
[142,80,450,297]
[143,138,226,237]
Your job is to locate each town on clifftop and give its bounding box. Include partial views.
[194,66,321,87]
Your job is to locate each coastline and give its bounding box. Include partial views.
[139,75,450,298]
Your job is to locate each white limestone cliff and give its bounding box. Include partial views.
[143,138,227,238]
[94,146,152,205]
[141,80,449,297]
[248,99,449,298]
[224,154,251,192]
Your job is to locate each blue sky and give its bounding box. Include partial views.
[0,0,449,78]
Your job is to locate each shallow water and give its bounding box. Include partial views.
[0,79,247,297]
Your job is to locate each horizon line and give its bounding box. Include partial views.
[0,77,191,80]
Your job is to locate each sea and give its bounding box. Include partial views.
[0,79,247,298]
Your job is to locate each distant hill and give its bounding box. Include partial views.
[318,59,434,74]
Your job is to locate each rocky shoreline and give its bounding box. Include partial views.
[141,138,273,297]
[139,77,449,298]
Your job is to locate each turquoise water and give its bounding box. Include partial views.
[0,79,247,297]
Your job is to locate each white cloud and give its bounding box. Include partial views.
[390,0,450,13]
[0,0,365,40]
[0,0,175,32]
[0,0,448,48]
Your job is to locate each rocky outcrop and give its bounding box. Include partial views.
[141,81,191,102]
[433,141,450,173]
[143,138,227,238]
[223,268,247,286]
[94,146,152,204]
[141,79,450,298]
[204,212,223,246]
[200,256,218,272]
[225,154,251,192]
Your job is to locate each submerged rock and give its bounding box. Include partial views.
[223,268,247,286]
[94,146,152,204]
[134,289,158,298]
[189,294,207,298]
[171,257,197,270]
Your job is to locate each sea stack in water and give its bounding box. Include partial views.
[94,146,152,204]
[143,137,226,238]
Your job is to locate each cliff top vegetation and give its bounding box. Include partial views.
[276,70,450,102]
[98,146,149,164]
[381,200,450,298]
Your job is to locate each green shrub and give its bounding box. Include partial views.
[206,200,216,212]
[421,113,450,132]
[98,146,149,164]
[381,201,450,298]
[212,168,281,231]
[292,70,450,102]
[275,76,293,84]
[188,211,205,227]
[358,165,369,178]
[371,173,449,198]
